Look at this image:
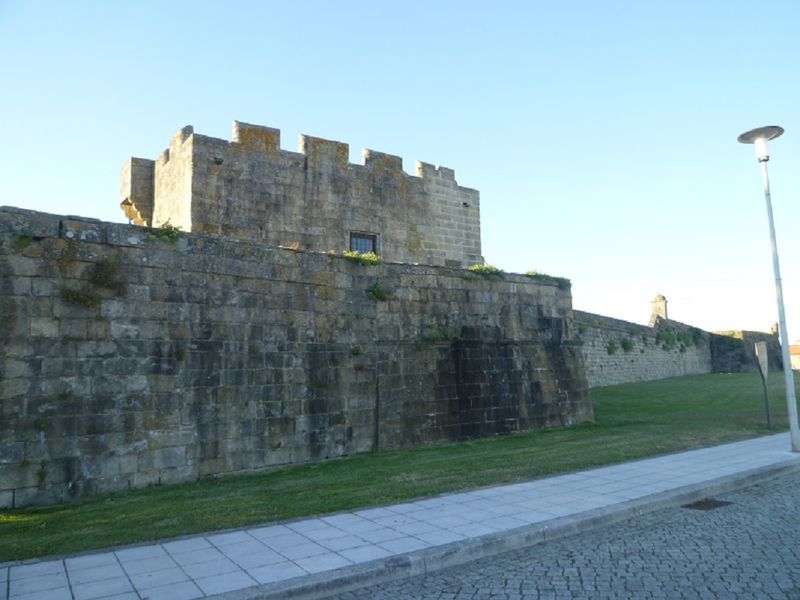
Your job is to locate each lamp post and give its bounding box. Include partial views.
[738,125,800,452]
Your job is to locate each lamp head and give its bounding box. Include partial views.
[738,125,784,162]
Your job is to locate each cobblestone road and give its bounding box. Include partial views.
[330,470,800,599]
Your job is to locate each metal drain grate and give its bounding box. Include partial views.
[682,498,732,511]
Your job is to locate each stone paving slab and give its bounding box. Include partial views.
[2,433,799,600]
[333,469,800,598]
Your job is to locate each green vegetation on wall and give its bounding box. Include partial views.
[149,222,181,243]
[524,271,571,289]
[467,264,505,280]
[367,281,391,301]
[343,250,381,265]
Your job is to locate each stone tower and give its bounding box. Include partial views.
[120,120,484,268]
[650,293,668,326]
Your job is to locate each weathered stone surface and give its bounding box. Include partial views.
[576,310,782,388]
[0,208,591,508]
[120,121,483,268]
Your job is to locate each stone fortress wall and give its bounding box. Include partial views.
[0,208,590,508]
[121,122,483,268]
[1,118,783,509]
[577,311,711,388]
[576,299,782,389]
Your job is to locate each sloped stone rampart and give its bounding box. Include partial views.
[0,208,590,508]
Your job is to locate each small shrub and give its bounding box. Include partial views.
[150,221,181,243]
[606,341,618,355]
[656,330,677,350]
[676,329,695,349]
[692,328,707,347]
[367,281,391,301]
[524,271,571,289]
[424,325,457,343]
[716,334,745,350]
[11,234,34,252]
[311,379,330,390]
[343,250,381,266]
[60,286,101,309]
[467,264,505,280]
[88,259,123,294]
[620,337,634,353]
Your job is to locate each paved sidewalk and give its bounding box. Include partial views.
[3,433,799,600]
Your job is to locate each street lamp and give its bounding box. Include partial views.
[738,125,800,452]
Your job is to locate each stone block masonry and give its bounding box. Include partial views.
[0,207,591,508]
[576,310,782,389]
[577,312,711,388]
[121,121,484,268]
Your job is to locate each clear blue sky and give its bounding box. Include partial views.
[2,0,799,342]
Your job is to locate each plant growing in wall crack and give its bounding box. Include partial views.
[606,341,618,355]
[88,259,124,294]
[60,257,125,309]
[367,281,391,301]
[11,233,34,252]
[655,329,678,351]
[424,325,457,343]
[620,337,634,353]
[60,286,102,309]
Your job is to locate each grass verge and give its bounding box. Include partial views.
[1,372,795,561]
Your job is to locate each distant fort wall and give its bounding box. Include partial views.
[0,208,590,508]
[576,309,782,389]
[121,121,483,268]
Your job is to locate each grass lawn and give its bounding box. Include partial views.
[1,372,796,561]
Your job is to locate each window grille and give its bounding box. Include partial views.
[350,232,377,254]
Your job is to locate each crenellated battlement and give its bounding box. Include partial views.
[127,121,467,195]
[121,120,483,267]
[223,120,465,185]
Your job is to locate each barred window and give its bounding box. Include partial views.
[350,232,377,254]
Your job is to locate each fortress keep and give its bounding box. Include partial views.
[121,121,483,268]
